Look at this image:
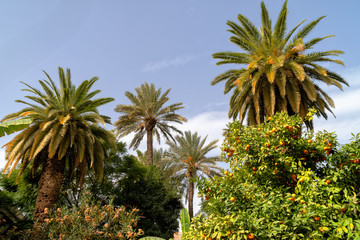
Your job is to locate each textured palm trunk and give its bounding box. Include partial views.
[33,157,65,222]
[146,130,153,165]
[188,175,194,220]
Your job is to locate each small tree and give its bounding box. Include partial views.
[184,112,360,239]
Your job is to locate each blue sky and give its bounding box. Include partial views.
[1,0,360,213]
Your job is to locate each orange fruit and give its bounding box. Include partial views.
[224,171,228,175]
[314,216,320,221]
[307,139,312,143]
[303,150,309,155]
[280,140,285,146]
[252,167,257,171]
[247,233,255,240]
[230,197,236,202]
[301,209,306,214]
[291,174,297,180]
[326,179,331,184]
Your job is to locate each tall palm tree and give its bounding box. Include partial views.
[2,67,115,222]
[164,131,222,219]
[114,82,187,165]
[211,0,348,128]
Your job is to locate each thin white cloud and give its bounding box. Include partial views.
[0,149,5,170]
[143,55,197,72]
[331,88,360,116]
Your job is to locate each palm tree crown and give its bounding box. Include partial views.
[211,0,348,127]
[164,131,222,219]
[114,82,187,165]
[2,67,115,221]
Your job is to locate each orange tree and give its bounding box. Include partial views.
[183,112,360,239]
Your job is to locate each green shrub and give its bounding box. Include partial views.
[184,112,360,239]
[42,191,143,240]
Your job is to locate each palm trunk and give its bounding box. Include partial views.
[188,175,194,220]
[33,157,65,222]
[146,129,153,165]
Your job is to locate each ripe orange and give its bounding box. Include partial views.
[288,197,295,201]
[247,233,255,240]
[303,150,308,155]
[314,216,320,221]
[299,178,304,183]
[224,171,228,175]
[227,152,233,157]
[230,197,236,202]
[300,200,305,204]
[252,167,256,171]
[280,140,285,146]
[301,209,306,214]
[291,174,297,180]
[229,173,233,177]
[307,139,312,143]
[326,179,331,184]
[189,156,193,161]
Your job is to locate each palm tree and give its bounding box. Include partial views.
[2,67,115,222]
[114,82,187,165]
[164,131,222,219]
[211,0,348,128]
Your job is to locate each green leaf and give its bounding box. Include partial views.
[180,208,191,233]
[0,118,32,137]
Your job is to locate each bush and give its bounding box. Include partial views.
[184,112,360,239]
[41,191,143,240]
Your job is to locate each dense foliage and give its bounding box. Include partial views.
[112,156,182,240]
[184,112,360,239]
[40,191,143,240]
